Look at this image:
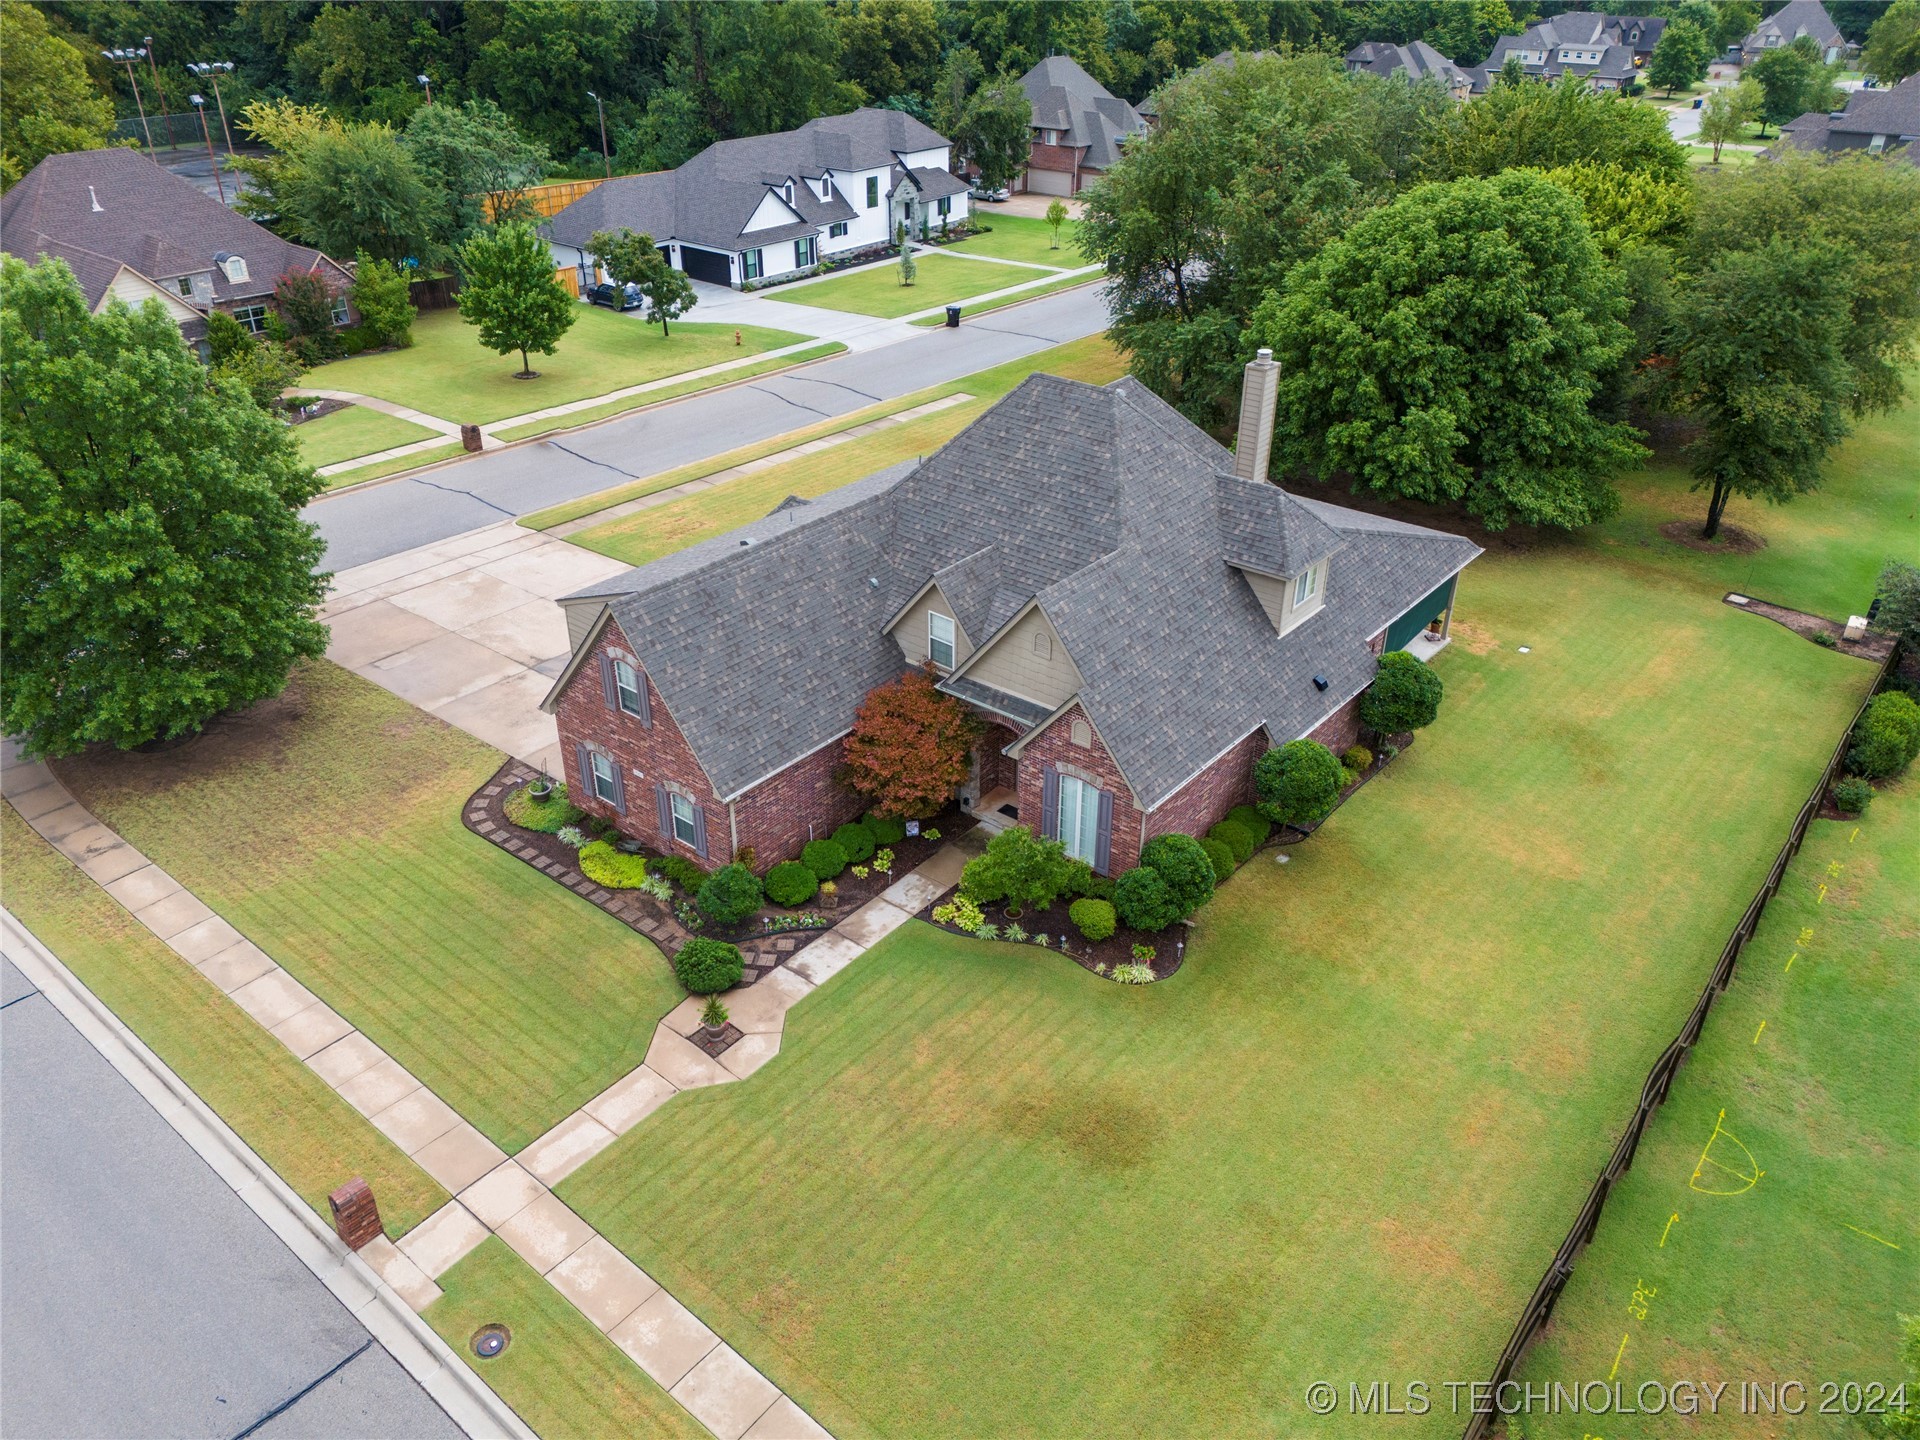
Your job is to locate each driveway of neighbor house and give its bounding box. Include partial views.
[321,522,632,776]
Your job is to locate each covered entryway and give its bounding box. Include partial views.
[1386,574,1459,654]
[679,246,732,286]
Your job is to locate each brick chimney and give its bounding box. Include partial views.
[1233,348,1280,484]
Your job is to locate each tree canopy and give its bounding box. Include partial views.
[0,257,328,757]
[1431,72,1688,181]
[1648,18,1716,95]
[1745,42,1840,135]
[455,222,577,376]
[0,3,119,188]
[1251,170,1644,530]
[955,76,1032,192]
[1861,0,1920,83]
[402,98,549,254]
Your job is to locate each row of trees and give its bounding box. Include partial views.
[1082,53,1920,536]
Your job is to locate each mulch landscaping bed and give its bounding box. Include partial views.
[914,894,1189,981]
[1724,593,1895,661]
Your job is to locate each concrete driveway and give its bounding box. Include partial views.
[322,522,631,776]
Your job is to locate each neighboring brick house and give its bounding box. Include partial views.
[1,147,354,356]
[542,354,1480,877]
[1013,55,1148,196]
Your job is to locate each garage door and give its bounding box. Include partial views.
[1025,167,1074,197]
[680,246,732,285]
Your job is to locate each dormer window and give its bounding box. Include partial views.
[215,252,248,284]
[820,177,832,199]
[928,611,956,669]
[1293,565,1320,608]
[783,180,794,204]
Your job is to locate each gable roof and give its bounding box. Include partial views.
[1773,73,1920,162]
[1,147,348,306]
[1019,56,1148,170]
[553,375,1479,809]
[544,107,950,255]
[1746,0,1845,51]
[1345,40,1473,90]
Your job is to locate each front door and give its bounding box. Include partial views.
[1056,773,1100,865]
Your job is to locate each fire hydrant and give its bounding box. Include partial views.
[734,328,742,347]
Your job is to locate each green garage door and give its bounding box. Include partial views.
[1385,575,1458,653]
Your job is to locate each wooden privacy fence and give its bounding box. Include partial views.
[482,177,608,221]
[1459,650,1894,1440]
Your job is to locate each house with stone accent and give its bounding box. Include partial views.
[1473,11,1667,92]
[539,354,1480,877]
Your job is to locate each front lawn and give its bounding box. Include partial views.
[782,251,1051,318]
[1515,781,1919,1431]
[0,805,450,1237]
[558,547,1868,1437]
[293,403,438,469]
[941,213,1084,268]
[302,306,807,425]
[50,661,687,1152]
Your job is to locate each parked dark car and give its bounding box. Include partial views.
[588,282,644,311]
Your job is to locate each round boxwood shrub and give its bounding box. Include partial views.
[1226,805,1272,847]
[1254,739,1344,827]
[1140,833,1216,917]
[1342,744,1374,772]
[831,821,877,863]
[1068,897,1117,941]
[1831,775,1874,816]
[502,782,583,833]
[764,860,818,908]
[1847,691,1920,780]
[577,840,648,889]
[1114,866,1180,932]
[674,937,743,994]
[654,853,709,894]
[863,813,907,845]
[801,837,849,881]
[1207,819,1256,866]
[1200,836,1237,882]
[694,862,764,925]
[1359,651,1444,735]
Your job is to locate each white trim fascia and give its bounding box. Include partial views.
[1002,694,1145,810]
[1140,721,1270,815]
[539,605,614,714]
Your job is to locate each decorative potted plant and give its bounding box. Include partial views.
[700,996,729,1042]
[528,773,555,804]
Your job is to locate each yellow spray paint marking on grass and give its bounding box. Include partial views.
[1609,1332,1630,1380]
[1690,1109,1764,1195]
[1816,883,1828,905]
[1841,1224,1902,1250]
[1659,1213,1678,1247]
[1626,1279,1657,1320]
[1799,926,1816,946]
[1753,1020,1768,1045]
[1827,859,1844,878]
[1785,951,1798,972]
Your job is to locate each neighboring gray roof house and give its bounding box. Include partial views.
[544,107,967,289]
[1742,0,1850,62]
[1017,55,1149,195]
[1345,40,1475,98]
[543,354,1479,879]
[1474,12,1667,92]
[1773,72,1920,162]
[1,146,351,342]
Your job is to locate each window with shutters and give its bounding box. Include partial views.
[1057,774,1100,864]
[795,235,817,268]
[589,751,619,804]
[613,659,644,717]
[743,248,762,280]
[669,792,698,847]
[830,221,849,239]
[927,611,956,669]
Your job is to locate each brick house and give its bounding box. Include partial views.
[1013,56,1148,196]
[541,354,1480,876]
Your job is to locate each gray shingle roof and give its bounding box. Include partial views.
[544,107,951,255]
[1019,56,1149,171]
[1773,74,1920,161]
[1,147,348,306]
[1345,41,1473,90]
[557,376,1479,809]
[1745,0,1845,53]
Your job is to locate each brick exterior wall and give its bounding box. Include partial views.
[1026,142,1082,174]
[729,737,867,869]
[1015,702,1145,874]
[974,721,1020,797]
[1143,727,1266,846]
[1306,693,1364,756]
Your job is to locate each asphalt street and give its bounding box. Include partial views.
[307,281,1111,570]
[0,954,464,1440]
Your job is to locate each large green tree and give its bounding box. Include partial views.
[1696,79,1759,164]
[587,227,697,336]
[954,74,1032,192]
[837,0,941,106]
[1648,18,1716,95]
[1250,170,1645,530]
[1745,42,1839,136]
[456,221,576,376]
[279,123,445,266]
[0,257,328,757]
[711,1,862,137]
[1662,239,1853,539]
[466,0,641,156]
[0,3,119,188]
[1861,0,1920,82]
[1432,71,1687,180]
[402,97,549,253]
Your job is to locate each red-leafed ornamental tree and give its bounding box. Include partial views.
[839,665,981,819]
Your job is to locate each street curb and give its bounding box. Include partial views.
[0,905,539,1440]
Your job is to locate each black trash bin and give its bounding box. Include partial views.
[945,305,962,328]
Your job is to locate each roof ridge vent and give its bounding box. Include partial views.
[88,186,103,213]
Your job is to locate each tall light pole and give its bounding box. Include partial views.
[103,48,156,159]
[190,96,226,203]
[143,36,178,149]
[417,73,433,105]
[188,62,235,153]
[586,90,611,179]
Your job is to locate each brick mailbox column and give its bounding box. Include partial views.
[460,423,483,453]
[328,1177,383,1250]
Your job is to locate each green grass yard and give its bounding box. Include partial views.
[779,251,1050,319]
[49,662,686,1152]
[293,404,438,470]
[0,805,450,1237]
[424,1239,707,1440]
[303,306,806,425]
[941,213,1084,268]
[1514,781,1919,1435]
[909,271,1101,325]
[322,440,467,491]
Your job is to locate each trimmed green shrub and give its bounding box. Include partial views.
[1342,744,1374,771]
[1360,651,1444,734]
[1114,866,1180,932]
[654,853,709,893]
[1226,805,1272,847]
[1831,776,1874,816]
[831,821,877,863]
[1068,897,1117,941]
[1847,692,1920,780]
[695,863,764,925]
[801,837,849,881]
[1061,859,1117,901]
[1207,819,1256,865]
[863,813,907,844]
[1200,836,1237,882]
[1254,739,1344,827]
[959,825,1072,915]
[764,860,818,908]
[674,938,743,994]
[502,782,582,833]
[1140,833,1216,917]
[1341,763,1365,790]
[577,841,647,889]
